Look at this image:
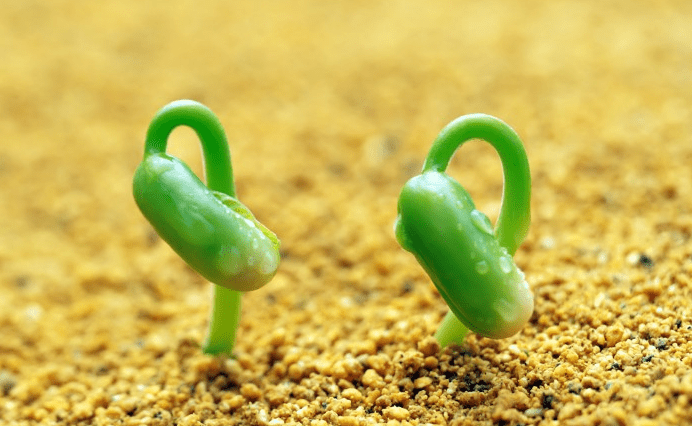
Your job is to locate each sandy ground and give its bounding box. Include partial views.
[2,1,692,425]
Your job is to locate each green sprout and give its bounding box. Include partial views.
[133,100,280,355]
[394,114,533,348]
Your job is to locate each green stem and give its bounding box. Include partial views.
[434,311,470,348]
[145,100,235,196]
[144,100,241,356]
[423,114,530,256]
[424,114,531,347]
[202,286,242,355]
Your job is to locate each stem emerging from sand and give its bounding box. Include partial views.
[133,100,280,356]
[395,114,533,347]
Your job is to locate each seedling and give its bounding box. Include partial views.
[395,114,534,348]
[133,100,280,355]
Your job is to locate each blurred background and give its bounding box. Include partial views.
[1,0,691,422]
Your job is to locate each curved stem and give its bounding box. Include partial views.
[144,99,235,197]
[424,114,531,348]
[422,114,530,256]
[144,99,241,356]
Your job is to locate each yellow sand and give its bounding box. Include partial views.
[1,1,692,425]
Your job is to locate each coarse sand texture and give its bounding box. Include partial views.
[1,1,692,425]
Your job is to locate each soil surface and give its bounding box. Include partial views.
[2,1,692,425]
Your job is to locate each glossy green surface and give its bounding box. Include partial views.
[132,100,280,355]
[133,153,280,292]
[423,114,531,255]
[395,114,533,344]
[395,172,532,338]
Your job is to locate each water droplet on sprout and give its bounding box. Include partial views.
[259,249,278,275]
[493,298,519,324]
[470,209,493,235]
[499,255,513,274]
[475,260,489,275]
